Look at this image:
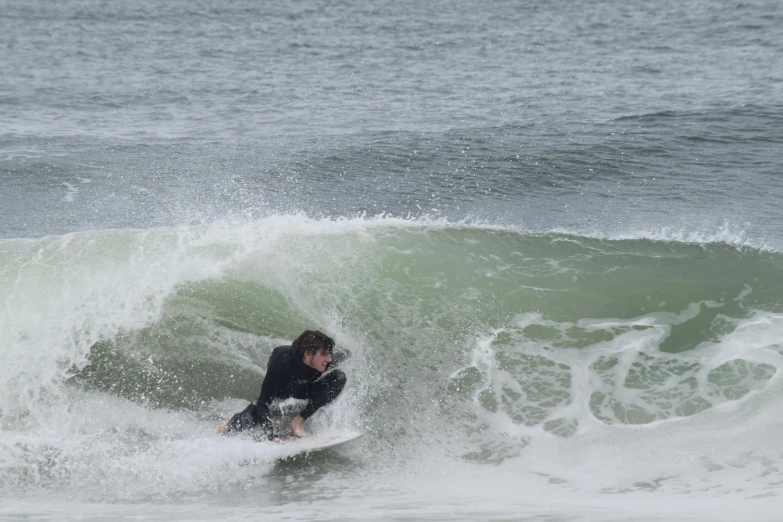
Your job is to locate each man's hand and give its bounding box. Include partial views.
[216,422,228,434]
[287,415,308,438]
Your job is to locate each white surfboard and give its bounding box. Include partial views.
[274,431,362,457]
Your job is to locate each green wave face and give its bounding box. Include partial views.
[3,219,783,469]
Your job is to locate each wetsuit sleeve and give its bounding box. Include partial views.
[299,369,347,420]
[296,350,349,419]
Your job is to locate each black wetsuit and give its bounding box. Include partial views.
[227,345,347,437]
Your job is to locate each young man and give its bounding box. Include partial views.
[219,330,347,438]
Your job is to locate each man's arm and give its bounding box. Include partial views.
[283,348,349,437]
[288,367,347,437]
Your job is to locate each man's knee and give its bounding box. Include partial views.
[227,410,255,432]
[227,403,259,432]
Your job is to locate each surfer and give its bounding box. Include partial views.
[218,330,347,439]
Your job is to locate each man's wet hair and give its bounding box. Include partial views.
[292,330,335,358]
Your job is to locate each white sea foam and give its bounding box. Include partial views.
[460,305,783,504]
[61,182,78,202]
[549,220,776,252]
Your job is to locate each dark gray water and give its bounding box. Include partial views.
[2,0,782,241]
[2,1,783,520]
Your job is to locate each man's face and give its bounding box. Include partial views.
[303,348,332,372]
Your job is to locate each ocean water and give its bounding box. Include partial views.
[2,0,783,520]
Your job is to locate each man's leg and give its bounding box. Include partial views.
[226,403,256,432]
[225,402,275,438]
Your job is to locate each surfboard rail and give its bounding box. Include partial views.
[274,431,363,456]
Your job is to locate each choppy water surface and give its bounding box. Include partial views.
[2,0,783,520]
